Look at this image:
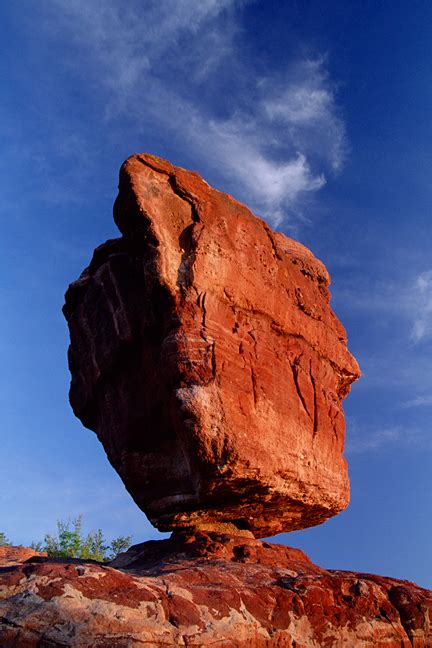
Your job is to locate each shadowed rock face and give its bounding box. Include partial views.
[63,154,360,537]
[1,539,431,647]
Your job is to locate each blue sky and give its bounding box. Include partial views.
[2,0,432,587]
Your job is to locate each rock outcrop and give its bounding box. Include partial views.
[1,537,431,647]
[12,154,425,647]
[63,153,360,538]
[0,545,46,567]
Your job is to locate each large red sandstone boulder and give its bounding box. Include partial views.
[0,537,430,647]
[63,154,360,537]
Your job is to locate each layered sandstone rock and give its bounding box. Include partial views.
[63,154,360,537]
[0,545,46,567]
[1,537,431,647]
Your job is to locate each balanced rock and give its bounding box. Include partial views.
[63,154,360,537]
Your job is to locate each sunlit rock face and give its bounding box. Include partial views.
[63,153,360,538]
[1,537,431,647]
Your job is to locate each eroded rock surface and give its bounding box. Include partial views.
[0,545,46,567]
[1,537,431,647]
[63,154,360,537]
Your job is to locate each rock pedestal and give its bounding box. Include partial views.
[63,153,360,538]
[1,540,431,647]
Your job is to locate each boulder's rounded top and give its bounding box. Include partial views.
[118,153,333,287]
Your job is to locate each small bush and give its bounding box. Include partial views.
[0,532,11,547]
[109,535,134,559]
[28,516,132,561]
[3,517,132,560]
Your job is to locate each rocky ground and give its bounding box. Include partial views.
[1,534,431,647]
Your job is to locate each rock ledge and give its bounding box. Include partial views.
[1,536,431,647]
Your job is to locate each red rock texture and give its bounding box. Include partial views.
[63,154,360,537]
[0,545,46,567]
[1,536,431,647]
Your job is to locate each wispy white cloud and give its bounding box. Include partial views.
[329,270,432,410]
[345,420,432,454]
[42,0,346,227]
[195,117,326,225]
[262,58,347,172]
[334,268,432,345]
[401,394,432,408]
[51,0,237,93]
[410,271,432,342]
[346,424,403,454]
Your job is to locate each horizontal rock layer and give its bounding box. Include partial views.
[1,538,431,647]
[63,154,360,537]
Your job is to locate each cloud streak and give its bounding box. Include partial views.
[401,394,432,408]
[262,58,347,173]
[345,421,432,455]
[345,425,403,454]
[410,271,432,342]
[334,267,432,346]
[44,0,346,226]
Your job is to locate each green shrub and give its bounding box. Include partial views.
[0,532,10,547]
[30,516,132,561]
[108,535,133,559]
